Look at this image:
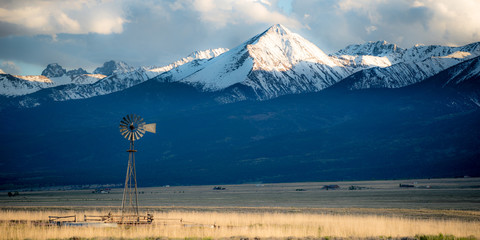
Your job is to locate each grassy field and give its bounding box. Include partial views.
[0,178,479,239]
[1,209,479,239]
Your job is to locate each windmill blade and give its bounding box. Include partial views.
[133,132,140,141]
[143,123,156,133]
[135,132,141,140]
[122,117,129,124]
[120,119,129,126]
[129,132,135,141]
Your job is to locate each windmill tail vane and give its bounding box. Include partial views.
[118,114,155,219]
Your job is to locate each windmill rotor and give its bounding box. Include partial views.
[119,114,155,141]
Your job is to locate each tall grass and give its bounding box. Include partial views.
[0,209,478,239]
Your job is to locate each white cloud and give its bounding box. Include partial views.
[1,0,480,75]
[1,61,21,75]
[366,25,377,34]
[423,0,480,45]
[0,0,127,36]
[332,0,480,47]
[191,0,301,29]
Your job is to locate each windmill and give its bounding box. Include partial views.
[119,114,156,217]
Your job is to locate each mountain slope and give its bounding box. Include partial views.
[5,49,229,107]
[5,25,480,106]
[418,55,480,107]
[148,48,229,75]
[333,42,480,90]
[1,75,478,188]
[153,24,353,101]
[0,63,105,97]
[0,74,54,96]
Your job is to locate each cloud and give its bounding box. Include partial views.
[0,0,127,36]
[191,0,301,29]
[1,60,21,75]
[0,0,479,75]
[334,0,480,46]
[291,0,480,53]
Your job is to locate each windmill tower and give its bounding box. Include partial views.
[119,114,156,216]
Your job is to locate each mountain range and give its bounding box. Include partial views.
[0,24,479,189]
[2,24,480,106]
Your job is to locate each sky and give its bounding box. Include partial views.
[0,0,479,75]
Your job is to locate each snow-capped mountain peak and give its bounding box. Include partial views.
[247,23,336,71]
[187,48,229,60]
[66,68,88,76]
[335,41,404,57]
[176,24,352,99]
[4,24,480,107]
[148,48,229,74]
[93,60,133,75]
[264,24,292,36]
[41,63,67,78]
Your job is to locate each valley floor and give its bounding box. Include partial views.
[0,178,479,239]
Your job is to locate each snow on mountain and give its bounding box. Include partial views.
[415,55,480,107]
[45,68,152,102]
[335,41,404,58]
[0,63,107,97]
[152,25,480,101]
[333,41,480,90]
[0,69,5,74]
[0,74,54,97]
[15,75,53,83]
[4,24,480,106]
[148,48,229,74]
[334,57,460,90]
[188,48,229,60]
[435,56,480,88]
[70,74,106,85]
[40,51,232,103]
[402,43,479,62]
[161,24,353,101]
[332,41,405,72]
[5,48,232,106]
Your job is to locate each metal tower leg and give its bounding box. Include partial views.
[121,139,139,220]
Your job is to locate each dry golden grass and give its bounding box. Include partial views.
[0,209,479,239]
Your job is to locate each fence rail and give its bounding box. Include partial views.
[84,213,154,224]
[48,215,77,223]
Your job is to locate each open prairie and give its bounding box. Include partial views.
[0,178,479,239]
